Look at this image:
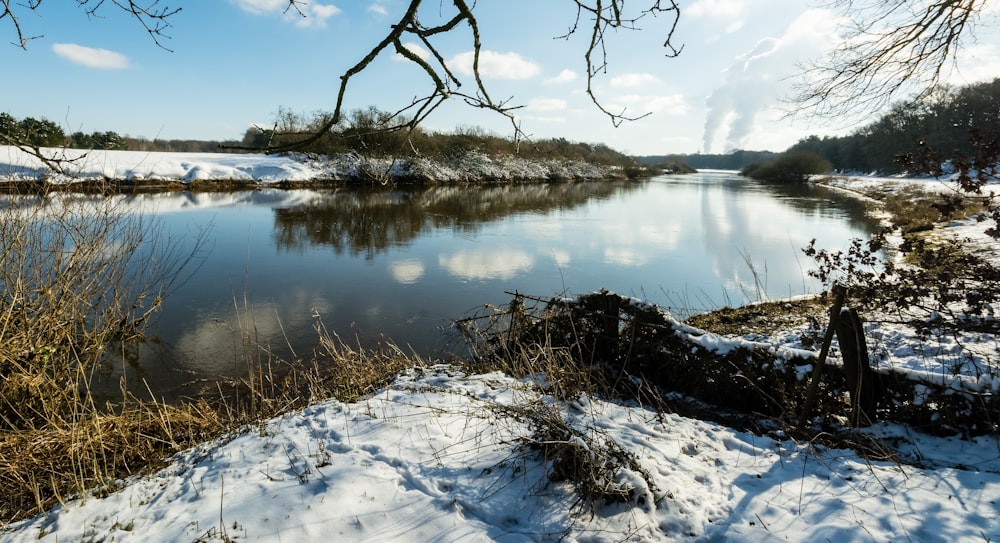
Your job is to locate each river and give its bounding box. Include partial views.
[80,172,878,397]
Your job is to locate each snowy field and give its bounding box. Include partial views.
[1,150,999,542]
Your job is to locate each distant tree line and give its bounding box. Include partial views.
[122,137,245,153]
[0,112,127,151]
[0,113,68,148]
[739,151,832,183]
[788,78,1000,174]
[0,113,254,153]
[240,106,644,170]
[637,150,779,171]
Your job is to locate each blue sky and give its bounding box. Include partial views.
[3,1,999,155]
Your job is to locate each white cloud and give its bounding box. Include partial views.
[687,0,745,19]
[308,4,341,20]
[368,3,388,16]
[292,3,340,27]
[231,0,287,14]
[544,69,578,85]
[449,50,541,80]
[631,94,689,115]
[393,41,430,62]
[52,43,129,69]
[603,247,649,267]
[438,250,534,281]
[231,0,340,27]
[950,43,1000,86]
[610,73,661,88]
[519,115,568,124]
[527,98,567,112]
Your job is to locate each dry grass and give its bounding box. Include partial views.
[0,194,221,523]
[0,194,423,526]
[0,195,203,429]
[0,395,225,522]
[880,185,985,233]
[684,296,830,338]
[0,323,421,525]
[460,297,661,511]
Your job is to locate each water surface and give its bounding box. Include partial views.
[92,172,878,394]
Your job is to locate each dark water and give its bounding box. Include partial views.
[84,172,878,395]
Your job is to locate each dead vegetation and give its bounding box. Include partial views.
[0,326,420,524]
[463,290,999,438]
[0,194,420,524]
[0,195,213,521]
[685,297,829,338]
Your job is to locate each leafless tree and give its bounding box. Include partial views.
[792,0,991,119]
[259,0,683,152]
[2,1,682,154]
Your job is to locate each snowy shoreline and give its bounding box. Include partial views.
[5,364,998,542]
[0,146,630,187]
[2,159,999,542]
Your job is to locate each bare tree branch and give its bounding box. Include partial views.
[559,1,683,126]
[0,131,85,175]
[2,0,179,51]
[99,1,181,52]
[1,2,179,169]
[3,1,683,156]
[1,0,42,48]
[791,0,988,120]
[250,0,683,153]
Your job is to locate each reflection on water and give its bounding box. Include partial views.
[16,173,877,397]
[269,182,625,257]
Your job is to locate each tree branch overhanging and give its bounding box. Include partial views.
[791,0,987,120]
[2,0,179,50]
[562,1,683,126]
[3,1,684,157]
[249,0,683,153]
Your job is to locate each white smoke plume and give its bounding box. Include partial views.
[702,9,840,153]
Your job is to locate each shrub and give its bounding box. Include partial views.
[742,150,832,183]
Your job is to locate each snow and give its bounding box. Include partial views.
[2,367,1000,542]
[1,147,325,183]
[0,146,623,184]
[3,367,998,542]
[820,173,1000,262]
[2,155,1000,542]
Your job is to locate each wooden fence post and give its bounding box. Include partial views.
[835,307,878,426]
[798,285,847,424]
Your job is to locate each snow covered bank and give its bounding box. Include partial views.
[818,173,1000,264]
[4,366,999,542]
[0,146,627,186]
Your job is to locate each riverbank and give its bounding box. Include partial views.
[816,173,1000,262]
[0,145,635,189]
[1,170,998,542]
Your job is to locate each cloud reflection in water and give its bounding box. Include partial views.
[438,250,534,281]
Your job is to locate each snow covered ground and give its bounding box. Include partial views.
[820,173,1000,265]
[3,366,998,542]
[0,146,622,184]
[1,152,999,542]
